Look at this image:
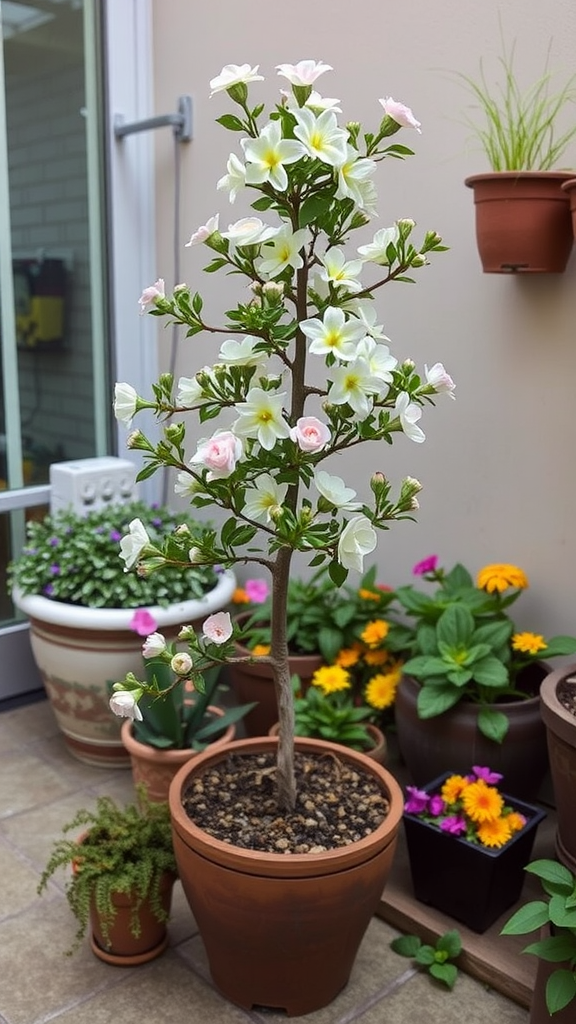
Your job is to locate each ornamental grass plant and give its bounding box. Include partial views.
[111,59,454,810]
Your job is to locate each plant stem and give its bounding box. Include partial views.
[271,545,296,809]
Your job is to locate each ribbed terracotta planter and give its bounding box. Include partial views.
[269,720,387,764]
[539,665,576,873]
[121,708,236,803]
[89,870,176,965]
[465,171,574,273]
[12,572,236,767]
[169,736,403,1016]
[561,178,576,239]
[395,667,549,800]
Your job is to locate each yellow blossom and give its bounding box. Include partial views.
[476,563,529,593]
[311,664,351,695]
[365,671,399,710]
[461,780,504,823]
[358,588,382,602]
[232,587,250,604]
[251,643,270,656]
[505,811,527,834]
[335,647,361,668]
[360,619,389,648]
[512,632,548,655]
[363,648,390,666]
[477,817,513,848]
[441,774,469,804]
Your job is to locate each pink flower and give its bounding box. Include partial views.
[439,815,467,835]
[130,609,158,636]
[202,611,233,645]
[142,632,167,658]
[190,430,243,480]
[378,97,421,133]
[404,786,429,814]
[245,579,269,604]
[289,415,331,453]
[412,554,438,576]
[138,278,165,314]
[471,766,504,785]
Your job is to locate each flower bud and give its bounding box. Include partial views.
[397,218,415,240]
[401,358,415,371]
[175,523,192,538]
[411,253,427,267]
[171,652,193,676]
[178,625,196,641]
[188,546,203,564]
[370,472,387,495]
[158,372,173,396]
[127,429,150,451]
[165,422,185,444]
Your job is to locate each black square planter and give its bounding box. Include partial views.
[403,772,546,933]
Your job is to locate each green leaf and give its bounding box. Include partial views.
[477,706,508,743]
[215,113,245,131]
[417,683,463,718]
[437,930,462,958]
[328,560,348,587]
[390,934,422,957]
[524,934,576,962]
[436,604,475,647]
[299,194,333,228]
[414,945,436,966]
[429,962,458,989]
[549,894,576,929]
[251,195,275,211]
[471,656,509,687]
[525,860,576,893]
[546,970,576,1014]
[501,900,550,935]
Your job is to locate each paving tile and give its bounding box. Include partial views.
[0,838,41,918]
[0,698,58,749]
[0,789,104,876]
[0,749,78,819]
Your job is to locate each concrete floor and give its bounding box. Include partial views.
[0,698,529,1023]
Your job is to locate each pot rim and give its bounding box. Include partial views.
[169,735,403,878]
[465,170,576,187]
[12,570,236,630]
[540,665,576,742]
[121,708,235,762]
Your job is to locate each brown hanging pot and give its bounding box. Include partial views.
[465,171,574,273]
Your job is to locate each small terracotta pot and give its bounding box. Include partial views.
[121,707,236,803]
[539,665,576,872]
[89,870,176,965]
[268,721,387,764]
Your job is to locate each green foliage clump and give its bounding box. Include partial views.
[391,929,462,989]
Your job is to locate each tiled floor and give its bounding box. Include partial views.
[0,698,529,1023]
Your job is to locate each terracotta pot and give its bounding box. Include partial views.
[12,571,235,767]
[228,613,323,736]
[168,735,403,1016]
[268,720,387,764]
[540,665,576,872]
[395,666,549,800]
[561,178,576,239]
[89,870,176,965]
[465,172,574,273]
[121,707,236,803]
[529,927,575,1024]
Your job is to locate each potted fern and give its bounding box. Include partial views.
[460,38,576,272]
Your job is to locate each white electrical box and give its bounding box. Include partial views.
[50,457,139,515]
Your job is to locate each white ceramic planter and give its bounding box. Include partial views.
[13,571,236,767]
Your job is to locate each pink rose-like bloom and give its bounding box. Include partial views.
[138,278,165,314]
[203,611,233,645]
[142,632,167,659]
[378,97,421,133]
[130,609,158,637]
[428,795,446,817]
[471,766,504,785]
[439,815,467,836]
[191,430,242,480]
[289,415,331,453]
[245,579,269,604]
[412,554,438,576]
[404,786,429,814]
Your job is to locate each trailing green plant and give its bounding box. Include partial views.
[390,929,461,989]
[501,859,576,1015]
[457,37,576,171]
[8,500,218,609]
[37,787,177,953]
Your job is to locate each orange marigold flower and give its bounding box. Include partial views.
[365,671,400,710]
[441,774,469,804]
[360,619,389,647]
[363,648,390,666]
[251,643,270,656]
[505,811,527,834]
[336,647,361,668]
[232,587,250,604]
[358,588,382,602]
[512,632,548,655]
[476,563,529,593]
[311,665,351,695]
[477,817,513,848]
[461,779,504,823]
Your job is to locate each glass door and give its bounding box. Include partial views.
[0,0,108,701]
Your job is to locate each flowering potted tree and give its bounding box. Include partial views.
[8,500,235,766]
[111,59,453,1015]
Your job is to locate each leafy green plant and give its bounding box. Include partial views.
[8,500,217,609]
[397,559,576,742]
[457,37,576,170]
[390,929,462,989]
[501,859,576,1015]
[37,788,177,953]
[291,675,375,751]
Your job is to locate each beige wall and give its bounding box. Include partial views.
[150,0,576,641]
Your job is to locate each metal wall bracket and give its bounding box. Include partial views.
[114,95,192,142]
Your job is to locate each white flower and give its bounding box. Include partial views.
[289,416,331,453]
[177,376,203,405]
[356,337,397,388]
[346,299,390,341]
[242,121,306,192]
[337,516,378,572]
[210,63,264,96]
[293,107,348,167]
[109,691,143,722]
[328,359,381,418]
[222,217,279,249]
[300,306,367,361]
[314,470,361,510]
[258,226,309,278]
[234,387,290,450]
[142,632,167,658]
[306,91,341,113]
[354,177,379,217]
[425,362,456,398]
[336,146,378,209]
[276,60,333,86]
[219,336,262,365]
[202,611,233,645]
[318,249,364,293]
[395,392,425,443]
[357,225,400,265]
[114,383,138,426]
[185,215,219,247]
[243,474,288,522]
[188,547,203,564]
[174,470,199,498]
[119,518,151,570]
[190,430,243,480]
[216,153,246,203]
[171,652,193,675]
[379,96,421,133]
[138,278,165,314]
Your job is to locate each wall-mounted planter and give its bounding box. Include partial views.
[465,171,574,273]
[561,178,576,240]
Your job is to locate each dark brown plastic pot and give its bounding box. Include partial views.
[395,667,549,800]
[465,172,574,273]
[168,736,403,1016]
[540,665,576,872]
